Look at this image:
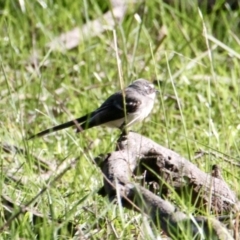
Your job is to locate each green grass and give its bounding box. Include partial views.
[1,0,240,239]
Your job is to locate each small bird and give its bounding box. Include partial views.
[28,79,158,139]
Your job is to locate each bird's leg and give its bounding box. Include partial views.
[119,123,128,136]
[121,128,128,136]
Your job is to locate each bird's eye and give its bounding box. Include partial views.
[149,84,154,89]
[144,84,154,91]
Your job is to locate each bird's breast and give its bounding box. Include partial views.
[103,118,125,128]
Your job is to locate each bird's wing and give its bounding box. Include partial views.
[100,90,142,112]
[79,91,142,130]
[78,92,125,130]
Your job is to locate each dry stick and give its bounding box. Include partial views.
[1,142,54,171]
[1,194,44,218]
[0,157,78,232]
[194,149,240,167]
[59,105,94,144]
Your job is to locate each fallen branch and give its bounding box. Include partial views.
[97,132,239,239]
[48,0,128,50]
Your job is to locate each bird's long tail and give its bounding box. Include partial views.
[28,115,89,139]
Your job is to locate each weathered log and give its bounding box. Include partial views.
[97,132,239,239]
